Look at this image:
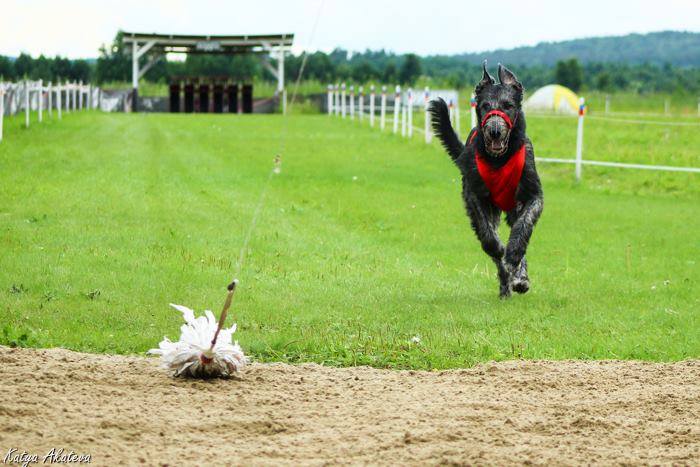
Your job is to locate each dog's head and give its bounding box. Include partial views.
[474,61,523,157]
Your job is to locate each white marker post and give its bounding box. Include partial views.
[605,95,610,114]
[72,82,77,112]
[38,80,43,122]
[575,97,585,181]
[470,93,477,129]
[424,87,431,144]
[401,93,407,137]
[407,88,413,138]
[358,86,364,122]
[369,85,375,127]
[380,86,386,131]
[57,82,62,120]
[448,99,454,128]
[65,83,70,113]
[349,85,355,120]
[393,85,401,134]
[327,85,333,115]
[24,81,30,128]
[341,83,346,118]
[48,82,53,118]
[78,81,83,110]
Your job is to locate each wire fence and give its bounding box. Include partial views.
[326,85,700,179]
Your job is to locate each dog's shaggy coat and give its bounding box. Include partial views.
[429,63,543,298]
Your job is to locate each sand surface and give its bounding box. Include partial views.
[0,347,698,466]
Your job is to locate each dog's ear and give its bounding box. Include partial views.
[475,60,495,95]
[498,64,523,92]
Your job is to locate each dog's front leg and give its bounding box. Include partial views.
[504,197,543,291]
[466,194,511,298]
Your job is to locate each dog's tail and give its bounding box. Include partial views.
[428,98,464,161]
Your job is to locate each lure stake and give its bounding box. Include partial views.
[149,279,248,378]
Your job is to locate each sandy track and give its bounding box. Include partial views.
[0,347,698,466]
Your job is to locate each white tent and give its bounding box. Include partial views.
[524,84,579,114]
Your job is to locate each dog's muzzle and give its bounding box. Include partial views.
[482,110,514,156]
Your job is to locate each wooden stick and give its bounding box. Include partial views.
[210,279,238,348]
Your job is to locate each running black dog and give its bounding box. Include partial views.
[429,62,543,298]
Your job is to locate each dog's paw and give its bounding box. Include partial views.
[512,278,529,294]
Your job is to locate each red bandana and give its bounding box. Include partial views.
[475,144,526,211]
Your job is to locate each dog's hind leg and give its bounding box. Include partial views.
[466,194,511,298]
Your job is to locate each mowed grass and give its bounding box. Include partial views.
[0,111,698,369]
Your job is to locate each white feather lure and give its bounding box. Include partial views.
[149,281,248,378]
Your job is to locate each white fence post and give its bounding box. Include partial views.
[65,83,70,113]
[424,87,431,144]
[470,93,477,129]
[349,85,355,120]
[401,92,407,136]
[57,82,62,120]
[369,85,375,127]
[393,85,401,134]
[49,82,54,118]
[78,81,83,110]
[358,86,364,122]
[341,83,346,118]
[38,79,43,122]
[455,93,460,138]
[72,82,77,112]
[24,81,30,128]
[380,86,386,131]
[664,98,670,116]
[407,88,413,138]
[448,99,454,127]
[575,97,586,181]
[605,94,610,114]
[327,85,333,115]
[697,97,700,117]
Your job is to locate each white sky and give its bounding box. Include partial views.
[1,0,699,58]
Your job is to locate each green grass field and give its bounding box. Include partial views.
[1,110,698,369]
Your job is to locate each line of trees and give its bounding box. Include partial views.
[2,32,700,95]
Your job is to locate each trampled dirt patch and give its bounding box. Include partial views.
[0,347,698,466]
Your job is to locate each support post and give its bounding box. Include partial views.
[78,81,83,110]
[277,46,285,94]
[341,83,346,118]
[448,99,454,127]
[57,82,62,120]
[664,98,670,116]
[393,85,401,134]
[401,95,407,137]
[455,93,460,138]
[25,81,29,128]
[369,85,375,127]
[349,85,355,120]
[38,80,43,122]
[470,93,477,129]
[605,94,610,114]
[72,82,77,112]
[132,43,139,112]
[407,88,413,138]
[575,97,585,182]
[327,85,333,115]
[424,87,431,143]
[65,83,70,113]
[380,86,386,131]
[48,82,53,118]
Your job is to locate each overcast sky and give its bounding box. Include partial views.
[1,0,699,58]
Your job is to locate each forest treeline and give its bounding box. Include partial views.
[2,31,699,94]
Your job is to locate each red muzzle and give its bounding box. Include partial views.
[481,109,514,129]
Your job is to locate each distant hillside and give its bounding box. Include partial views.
[449,31,700,67]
